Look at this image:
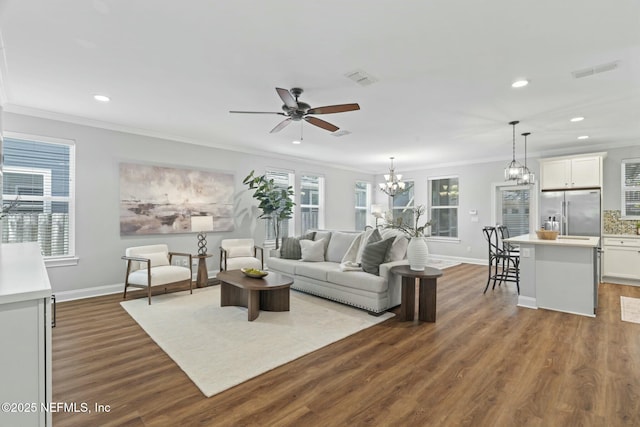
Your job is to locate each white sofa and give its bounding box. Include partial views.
[267,229,409,314]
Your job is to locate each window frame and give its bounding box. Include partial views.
[621,158,640,220]
[427,175,459,240]
[354,181,371,231]
[2,131,78,267]
[299,173,325,234]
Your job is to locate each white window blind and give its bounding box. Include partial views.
[2,134,75,259]
[499,187,530,236]
[300,174,324,233]
[391,181,414,225]
[355,181,370,230]
[264,169,294,240]
[622,158,640,219]
[429,177,459,238]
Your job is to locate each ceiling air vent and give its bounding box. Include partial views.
[344,69,378,87]
[331,130,351,137]
[572,60,620,79]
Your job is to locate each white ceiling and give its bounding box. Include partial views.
[0,0,638,173]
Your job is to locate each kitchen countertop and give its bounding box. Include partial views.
[0,242,52,305]
[505,233,600,248]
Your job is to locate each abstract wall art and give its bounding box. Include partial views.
[119,162,234,235]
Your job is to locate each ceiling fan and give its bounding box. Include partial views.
[230,87,360,133]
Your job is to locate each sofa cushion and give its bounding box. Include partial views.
[266,256,298,275]
[226,246,253,258]
[280,232,315,260]
[326,270,387,293]
[295,261,337,281]
[128,265,190,286]
[361,237,394,275]
[301,238,325,262]
[326,231,359,263]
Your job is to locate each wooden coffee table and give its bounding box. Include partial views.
[216,269,294,321]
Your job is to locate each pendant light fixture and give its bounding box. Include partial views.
[517,132,535,185]
[379,157,410,197]
[504,120,523,181]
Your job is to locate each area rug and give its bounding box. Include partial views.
[620,296,640,324]
[427,258,460,270]
[120,287,394,397]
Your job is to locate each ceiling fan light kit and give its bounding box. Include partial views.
[230,87,360,135]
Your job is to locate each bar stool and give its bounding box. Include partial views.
[482,226,520,294]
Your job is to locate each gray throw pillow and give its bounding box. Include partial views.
[280,232,316,259]
[361,237,394,276]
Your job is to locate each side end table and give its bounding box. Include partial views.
[194,254,213,288]
[391,265,443,322]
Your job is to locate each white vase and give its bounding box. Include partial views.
[407,236,429,271]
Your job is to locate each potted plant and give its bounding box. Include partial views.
[242,171,294,249]
[384,205,432,271]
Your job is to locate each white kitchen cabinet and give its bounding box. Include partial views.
[603,237,640,282]
[0,243,52,427]
[540,155,602,190]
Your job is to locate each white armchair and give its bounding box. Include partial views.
[219,238,264,271]
[122,244,193,304]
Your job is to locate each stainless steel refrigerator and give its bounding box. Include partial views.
[539,189,601,237]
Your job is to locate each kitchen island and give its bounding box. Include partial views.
[504,234,600,317]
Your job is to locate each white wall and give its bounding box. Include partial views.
[3,112,374,295]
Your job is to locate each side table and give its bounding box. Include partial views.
[391,265,443,322]
[194,254,213,288]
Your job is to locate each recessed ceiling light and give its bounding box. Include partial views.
[93,94,110,102]
[292,140,301,145]
[577,135,589,140]
[511,79,529,88]
[570,117,585,122]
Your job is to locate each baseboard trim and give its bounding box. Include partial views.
[55,271,218,302]
[517,296,537,310]
[429,254,486,265]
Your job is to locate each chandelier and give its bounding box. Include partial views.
[504,120,523,181]
[517,132,535,185]
[379,157,410,197]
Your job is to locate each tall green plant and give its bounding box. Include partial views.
[242,170,295,249]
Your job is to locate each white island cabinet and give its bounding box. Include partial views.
[504,234,600,317]
[0,243,52,427]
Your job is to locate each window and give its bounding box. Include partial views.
[429,177,458,238]
[498,186,530,236]
[264,169,295,241]
[300,174,324,233]
[2,133,76,264]
[622,158,640,219]
[391,181,414,226]
[354,181,370,230]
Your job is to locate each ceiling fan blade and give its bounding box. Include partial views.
[304,116,339,132]
[276,87,298,109]
[270,118,293,133]
[307,103,360,115]
[229,110,285,115]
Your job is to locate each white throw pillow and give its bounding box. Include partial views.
[227,246,253,258]
[138,252,170,268]
[300,238,325,262]
[381,229,409,262]
[355,228,377,265]
[326,231,359,263]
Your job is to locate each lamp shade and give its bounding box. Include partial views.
[191,215,214,232]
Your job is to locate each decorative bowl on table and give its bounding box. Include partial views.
[241,267,268,278]
[536,229,559,240]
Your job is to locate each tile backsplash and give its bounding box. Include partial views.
[603,210,640,235]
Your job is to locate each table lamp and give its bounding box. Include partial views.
[191,215,214,255]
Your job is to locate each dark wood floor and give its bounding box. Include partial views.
[52,264,640,426]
